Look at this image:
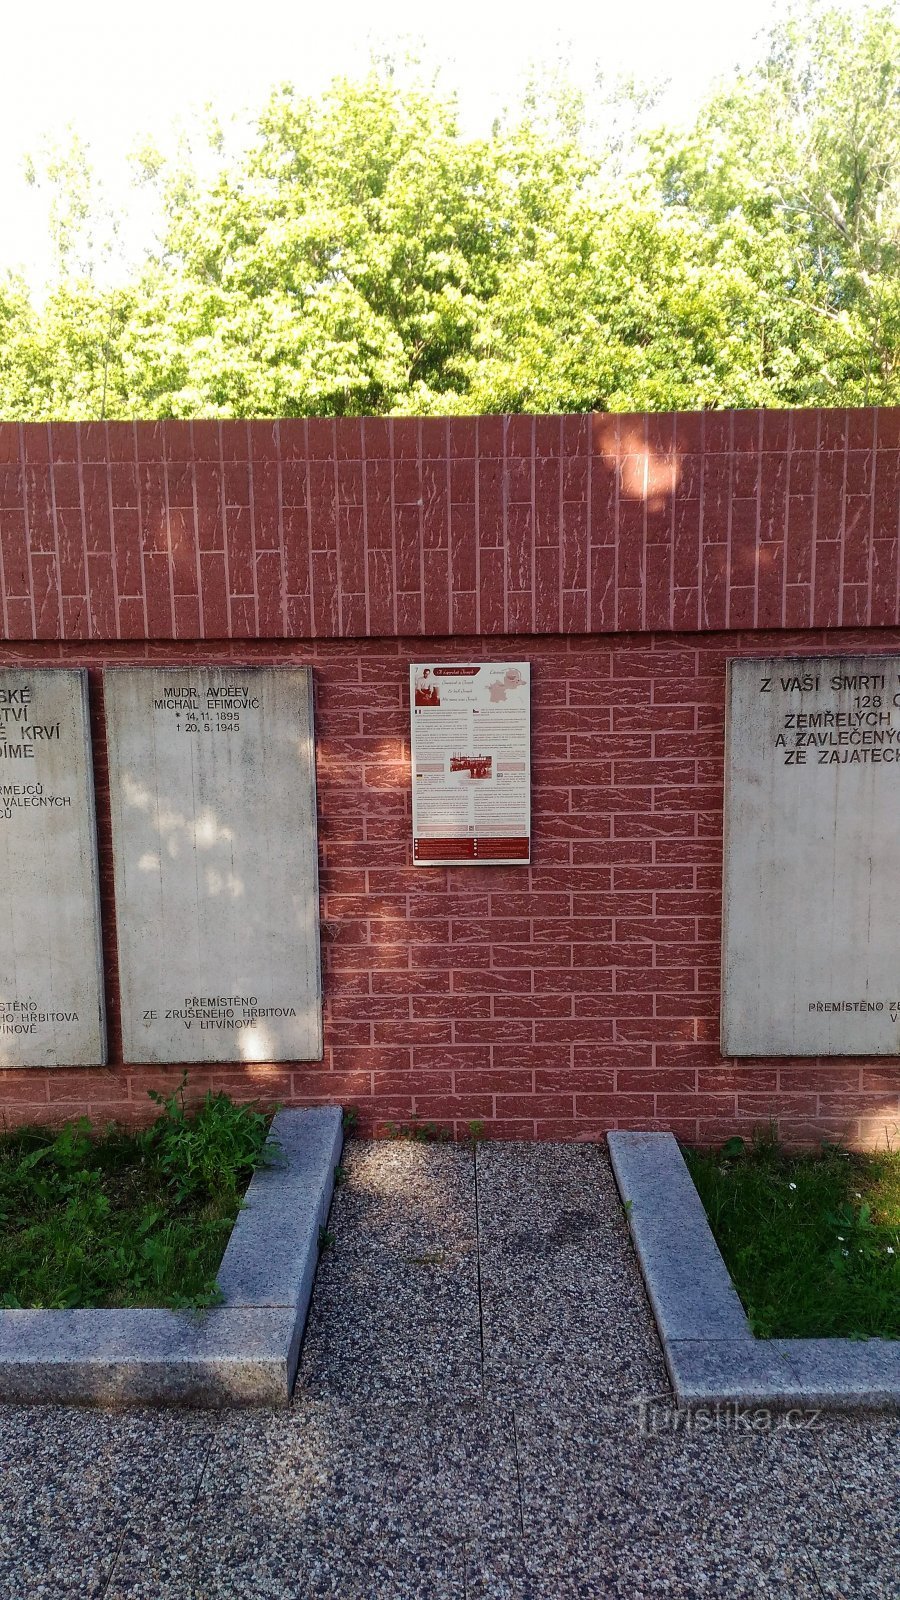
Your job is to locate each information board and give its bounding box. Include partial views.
[722,654,900,1056]
[410,663,530,865]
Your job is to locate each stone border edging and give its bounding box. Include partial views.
[608,1130,900,1411]
[0,1105,343,1407]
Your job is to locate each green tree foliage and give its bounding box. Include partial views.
[654,4,900,404]
[0,276,38,414]
[1,4,898,419]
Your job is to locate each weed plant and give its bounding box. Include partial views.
[0,1080,271,1310]
[684,1130,900,1339]
[384,1117,450,1143]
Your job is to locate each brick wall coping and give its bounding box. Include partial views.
[1,409,898,643]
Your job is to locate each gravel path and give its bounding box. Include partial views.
[0,1140,896,1597]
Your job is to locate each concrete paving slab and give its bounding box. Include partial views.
[298,1140,482,1400]
[810,1543,900,1600]
[476,1141,668,1401]
[0,1404,211,1596]
[0,1540,117,1599]
[0,1402,210,1509]
[101,1523,199,1600]
[464,1533,825,1599]
[197,1396,521,1540]
[804,1411,900,1521]
[514,1399,852,1550]
[106,1520,467,1600]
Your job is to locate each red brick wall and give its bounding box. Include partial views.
[1,411,899,1146]
[2,410,899,643]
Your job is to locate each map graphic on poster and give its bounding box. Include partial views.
[410,663,531,865]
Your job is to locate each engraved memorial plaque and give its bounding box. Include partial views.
[0,668,105,1066]
[722,655,900,1056]
[105,667,322,1063]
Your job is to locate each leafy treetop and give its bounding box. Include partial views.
[2,4,898,419]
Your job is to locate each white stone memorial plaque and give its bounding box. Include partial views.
[105,667,322,1063]
[0,668,105,1067]
[722,655,900,1056]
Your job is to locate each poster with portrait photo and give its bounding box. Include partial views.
[409,662,530,865]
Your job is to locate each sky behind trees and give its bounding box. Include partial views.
[1,0,879,290]
[1,2,898,417]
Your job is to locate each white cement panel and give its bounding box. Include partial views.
[105,667,322,1063]
[0,669,105,1067]
[722,655,900,1056]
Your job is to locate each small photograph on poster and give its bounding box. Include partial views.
[409,662,531,866]
[414,667,441,707]
[449,752,493,782]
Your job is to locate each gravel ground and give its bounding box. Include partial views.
[0,1139,896,1598]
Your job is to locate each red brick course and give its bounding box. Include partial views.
[2,411,900,644]
[1,411,899,1146]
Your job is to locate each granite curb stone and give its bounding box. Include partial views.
[605,1131,750,1348]
[608,1130,900,1411]
[216,1102,342,1309]
[0,1105,343,1407]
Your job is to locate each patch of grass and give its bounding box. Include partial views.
[683,1130,900,1340]
[0,1079,272,1311]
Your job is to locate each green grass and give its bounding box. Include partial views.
[0,1081,272,1310]
[683,1131,900,1340]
